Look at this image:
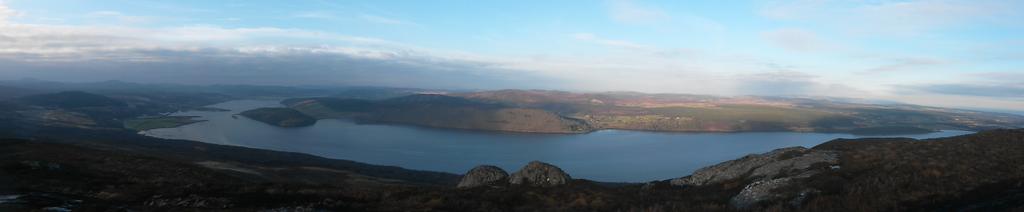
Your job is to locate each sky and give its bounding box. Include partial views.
[0,0,1022,110]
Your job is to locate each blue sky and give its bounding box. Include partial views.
[0,0,1022,110]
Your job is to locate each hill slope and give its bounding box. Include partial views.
[281,90,1024,134]
[285,94,593,133]
[239,108,318,127]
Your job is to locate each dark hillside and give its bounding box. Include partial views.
[240,107,318,127]
[803,129,1024,211]
[285,95,593,133]
[18,91,125,108]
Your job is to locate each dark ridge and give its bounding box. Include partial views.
[379,94,500,108]
[283,97,376,112]
[848,126,937,135]
[331,87,434,100]
[19,126,461,186]
[18,91,125,108]
[239,107,317,128]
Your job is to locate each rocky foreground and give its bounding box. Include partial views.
[2,128,1024,211]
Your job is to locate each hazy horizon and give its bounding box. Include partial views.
[1,0,1022,111]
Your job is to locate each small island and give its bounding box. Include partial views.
[239,107,317,128]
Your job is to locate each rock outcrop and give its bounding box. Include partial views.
[508,161,571,187]
[670,147,839,208]
[457,165,509,188]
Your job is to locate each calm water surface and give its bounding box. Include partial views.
[143,100,973,182]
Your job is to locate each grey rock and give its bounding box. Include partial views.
[671,147,813,186]
[730,171,821,208]
[668,146,840,208]
[749,150,837,179]
[508,161,571,187]
[457,165,509,188]
[789,189,822,208]
[730,177,793,208]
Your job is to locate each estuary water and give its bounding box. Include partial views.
[143,100,972,182]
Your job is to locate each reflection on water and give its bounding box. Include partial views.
[144,100,973,182]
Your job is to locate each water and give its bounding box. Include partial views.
[143,100,973,182]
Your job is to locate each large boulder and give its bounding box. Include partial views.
[508,161,571,187]
[670,147,837,187]
[669,146,839,209]
[456,165,509,188]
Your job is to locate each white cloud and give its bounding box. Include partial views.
[569,32,698,59]
[292,12,416,26]
[761,28,830,52]
[571,33,653,50]
[359,14,414,26]
[862,57,947,74]
[759,0,828,20]
[0,1,1017,110]
[0,1,744,97]
[759,0,1022,36]
[293,11,337,20]
[0,1,22,24]
[887,89,1024,110]
[855,1,997,35]
[0,22,412,62]
[86,10,152,25]
[970,72,1024,85]
[607,0,668,24]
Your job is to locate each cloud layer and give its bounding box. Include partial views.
[0,1,1021,111]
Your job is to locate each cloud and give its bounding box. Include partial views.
[759,0,1023,36]
[735,71,820,96]
[0,14,558,89]
[759,0,827,20]
[856,1,994,32]
[0,1,22,24]
[901,83,1024,98]
[569,32,697,59]
[0,0,1018,112]
[733,70,868,97]
[861,57,947,74]
[571,33,652,50]
[0,23,413,62]
[0,49,557,89]
[607,0,668,24]
[0,23,555,88]
[293,11,338,20]
[292,12,416,26]
[970,72,1024,83]
[86,11,152,25]
[359,14,414,26]
[761,28,829,52]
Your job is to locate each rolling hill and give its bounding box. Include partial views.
[277,90,1024,134]
[282,94,593,133]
